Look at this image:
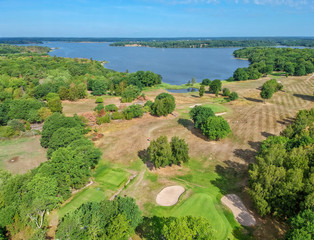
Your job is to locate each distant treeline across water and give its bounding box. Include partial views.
[1,37,314,48]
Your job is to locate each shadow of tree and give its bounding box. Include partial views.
[212,160,247,195]
[136,216,172,240]
[293,93,314,102]
[233,149,257,163]
[244,97,263,103]
[177,118,209,141]
[248,141,261,152]
[138,149,154,170]
[277,117,295,125]
[261,132,275,138]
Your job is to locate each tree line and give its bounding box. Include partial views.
[110,39,314,48]
[248,108,313,239]
[232,47,314,80]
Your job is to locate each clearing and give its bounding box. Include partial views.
[0,136,47,174]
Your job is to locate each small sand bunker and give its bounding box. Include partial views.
[221,194,256,226]
[156,186,185,206]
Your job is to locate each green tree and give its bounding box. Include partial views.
[121,85,141,103]
[170,137,189,164]
[201,116,231,140]
[222,88,230,96]
[47,97,62,113]
[199,85,205,97]
[191,77,196,86]
[189,106,215,129]
[209,80,222,96]
[229,92,239,101]
[233,68,248,81]
[201,78,211,86]
[285,210,314,240]
[148,136,173,168]
[123,104,144,120]
[151,93,176,117]
[105,104,118,112]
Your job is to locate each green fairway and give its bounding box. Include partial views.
[140,159,244,240]
[59,188,106,218]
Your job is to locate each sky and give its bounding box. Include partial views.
[0,0,313,37]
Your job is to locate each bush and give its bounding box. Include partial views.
[0,126,15,138]
[222,88,231,96]
[94,103,104,112]
[91,79,108,96]
[123,105,143,120]
[229,92,239,101]
[201,116,231,140]
[111,112,123,120]
[7,119,25,132]
[47,97,62,113]
[105,104,118,112]
[96,115,111,125]
[45,93,60,101]
[151,93,176,117]
[95,97,103,103]
[121,85,141,103]
[199,85,205,97]
[27,109,42,123]
[37,107,52,121]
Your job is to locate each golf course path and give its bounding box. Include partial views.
[221,194,256,227]
[156,185,185,206]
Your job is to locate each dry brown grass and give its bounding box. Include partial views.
[64,74,313,239]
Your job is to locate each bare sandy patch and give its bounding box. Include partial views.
[221,194,256,227]
[156,186,185,206]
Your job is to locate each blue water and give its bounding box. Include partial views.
[167,88,199,93]
[25,42,250,85]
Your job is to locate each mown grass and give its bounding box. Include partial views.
[58,188,106,218]
[58,163,130,218]
[141,159,247,240]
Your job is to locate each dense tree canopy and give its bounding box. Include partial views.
[189,106,215,129]
[56,197,142,240]
[233,47,314,80]
[249,109,313,221]
[201,116,231,140]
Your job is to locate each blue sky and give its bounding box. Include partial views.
[0,0,313,37]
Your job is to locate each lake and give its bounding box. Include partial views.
[31,42,250,85]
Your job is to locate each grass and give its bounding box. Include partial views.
[58,163,130,218]
[0,136,47,174]
[144,82,201,91]
[140,159,246,240]
[58,188,106,218]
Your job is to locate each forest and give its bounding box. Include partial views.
[231,47,314,81]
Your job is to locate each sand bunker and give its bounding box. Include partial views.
[156,186,185,206]
[221,194,256,227]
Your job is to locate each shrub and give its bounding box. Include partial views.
[0,126,15,138]
[38,107,52,121]
[96,115,111,125]
[199,85,205,97]
[95,97,103,103]
[27,109,42,123]
[111,112,123,120]
[105,104,118,112]
[47,97,63,113]
[229,92,239,101]
[45,93,60,101]
[121,85,141,103]
[201,116,231,140]
[7,119,25,132]
[123,105,143,120]
[151,93,176,117]
[94,103,104,112]
[222,88,231,96]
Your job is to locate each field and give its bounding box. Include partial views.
[0,136,47,174]
[6,73,312,239]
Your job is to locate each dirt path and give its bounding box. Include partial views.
[221,194,256,227]
[110,173,138,200]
